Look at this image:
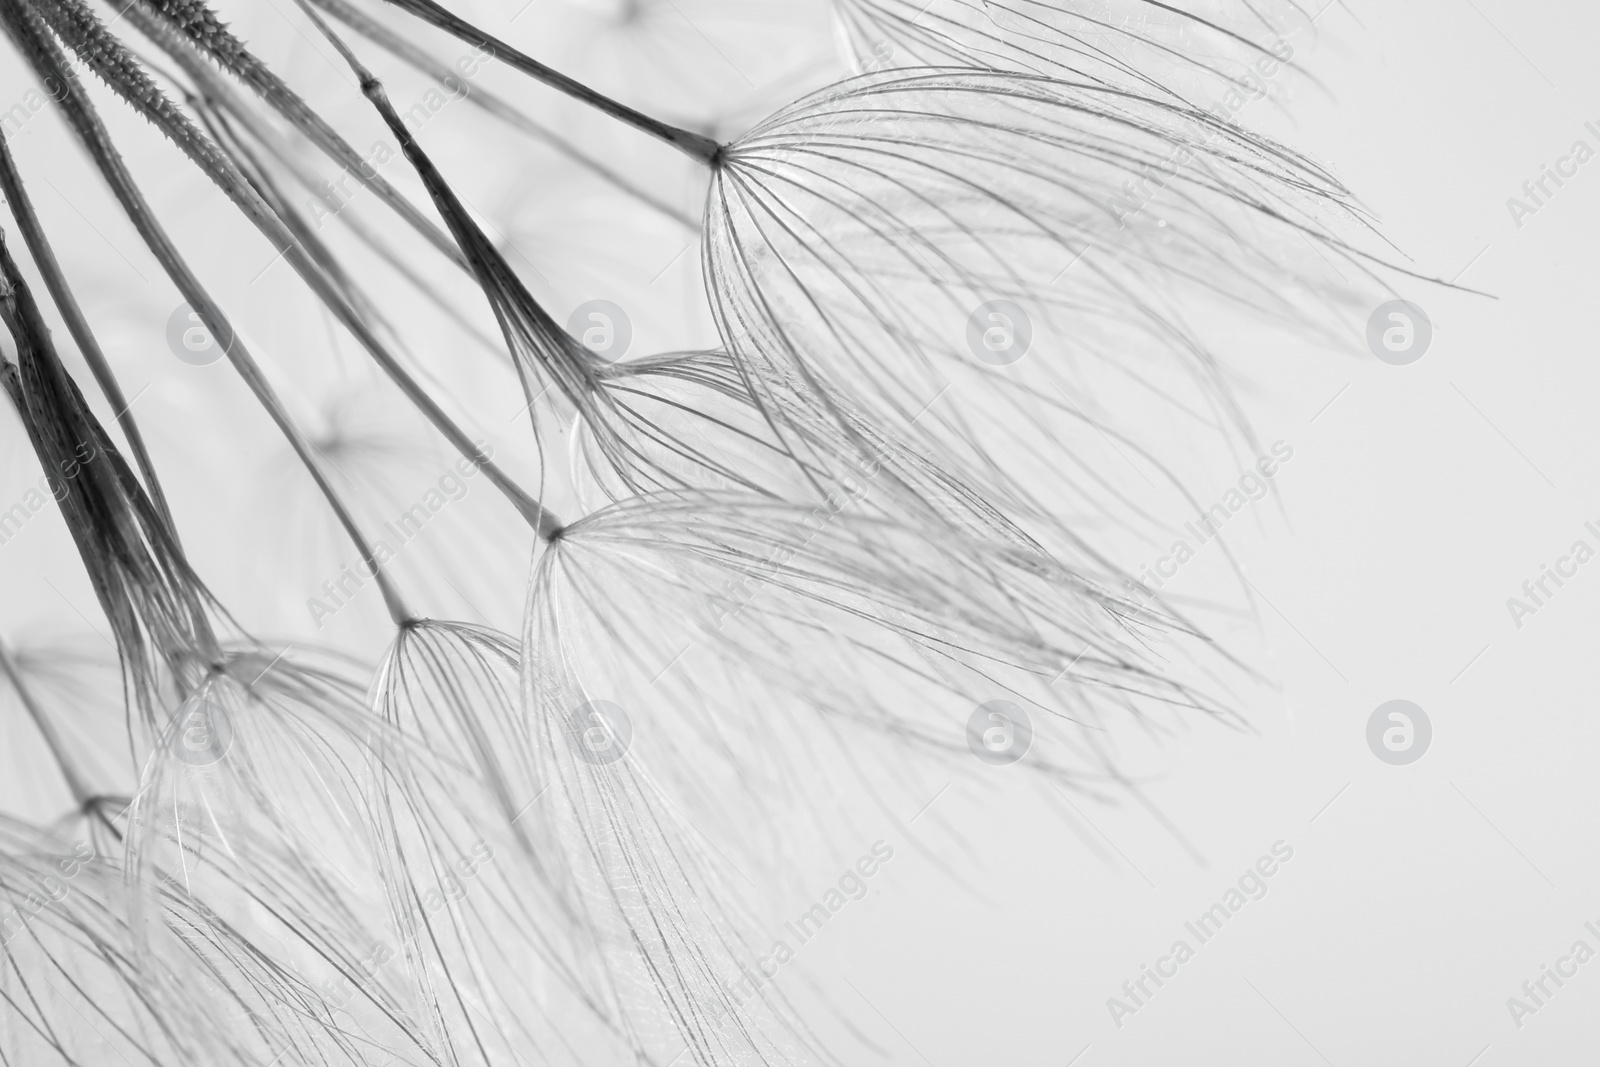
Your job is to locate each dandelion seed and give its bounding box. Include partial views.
[0,0,1449,1061]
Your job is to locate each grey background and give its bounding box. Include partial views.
[0,1,1596,1064]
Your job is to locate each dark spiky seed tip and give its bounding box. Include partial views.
[146,0,241,57]
[545,523,567,543]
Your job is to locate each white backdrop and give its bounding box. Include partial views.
[1,1,1597,1064]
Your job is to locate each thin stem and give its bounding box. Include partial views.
[5,0,563,538]
[309,0,699,228]
[118,0,474,273]
[0,19,415,625]
[0,132,176,536]
[297,0,565,448]
[0,636,93,809]
[377,0,722,166]
[180,78,512,362]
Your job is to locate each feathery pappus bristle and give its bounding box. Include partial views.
[0,0,1466,1061]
